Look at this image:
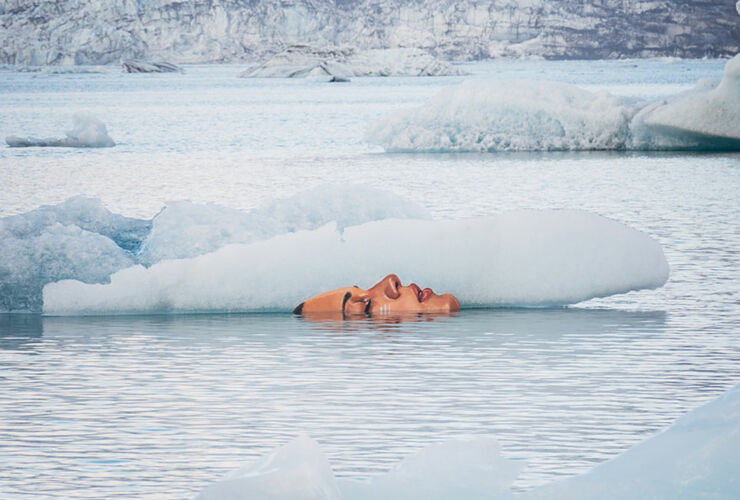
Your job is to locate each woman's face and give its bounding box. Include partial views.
[297,274,460,316]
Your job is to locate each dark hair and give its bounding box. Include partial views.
[292,302,305,314]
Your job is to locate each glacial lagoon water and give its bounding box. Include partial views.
[1,58,739,498]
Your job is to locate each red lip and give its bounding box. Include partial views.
[421,288,434,302]
[409,283,422,302]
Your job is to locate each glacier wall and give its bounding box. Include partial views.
[1,1,738,65]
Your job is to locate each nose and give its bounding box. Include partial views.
[372,274,402,299]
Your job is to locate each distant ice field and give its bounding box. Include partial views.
[1,58,739,499]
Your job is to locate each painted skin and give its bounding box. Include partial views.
[295,274,460,316]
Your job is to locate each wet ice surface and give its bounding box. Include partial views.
[0,58,739,498]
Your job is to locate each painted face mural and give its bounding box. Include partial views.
[294,274,460,317]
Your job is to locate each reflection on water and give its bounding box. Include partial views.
[1,308,737,498]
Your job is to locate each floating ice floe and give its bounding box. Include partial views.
[631,54,740,150]
[367,54,740,152]
[366,79,634,152]
[240,45,465,79]
[0,186,426,312]
[6,113,115,148]
[121,60,183,73]
[196,383,740,499]
[41,209,668,315]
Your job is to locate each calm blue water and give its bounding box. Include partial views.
[1,59,739,498]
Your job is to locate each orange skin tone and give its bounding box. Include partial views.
[296,274,460,317]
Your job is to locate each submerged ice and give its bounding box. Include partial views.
[367,54,740,152]
[6,113,115,148]
[196,383,740,499]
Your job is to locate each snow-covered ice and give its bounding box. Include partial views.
[196,383,740,499]
[0,186,668,314]
[631,53,740,150]
[42,210,668,315]
[0,186,427,312]
[366,79,634,152]
[138,185,430,266]
[6,113,115,148]
[367,54,740,152]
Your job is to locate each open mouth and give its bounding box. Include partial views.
[410,283,423,302]
[410,283,433,303]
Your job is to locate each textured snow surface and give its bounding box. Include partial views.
[368,54,740,152]
[367,79,634,152]
[42,210,668,315]
[197,384,740,499]
[0,187,426,312]
[631,53,740,149]
[6,113,115,148]
[240,45,464,78]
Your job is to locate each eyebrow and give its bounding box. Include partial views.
[341,291,352,313]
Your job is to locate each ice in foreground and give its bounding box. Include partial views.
[196,384,740,499]
[5,113,115,148]
[42,210,668,315]
[367,54,740,152]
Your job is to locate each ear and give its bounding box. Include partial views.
[345,293,370,316]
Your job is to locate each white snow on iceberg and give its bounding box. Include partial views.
[6,112,115,148]
[366,79,634,152]
[631,53,740,150]
[0,186,427,312]
[42,210,668,315]
[195,384,740,499]
[367,54,740,152]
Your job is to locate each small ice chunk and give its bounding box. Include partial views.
[121,60,183,73]
[195,434,340,500]
[6,113,115,148]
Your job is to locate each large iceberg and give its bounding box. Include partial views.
[42,210,668,315]
[367,54,740,152]
[241,45,465,79]
[196,383,740,499]
[6,113,115,148]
